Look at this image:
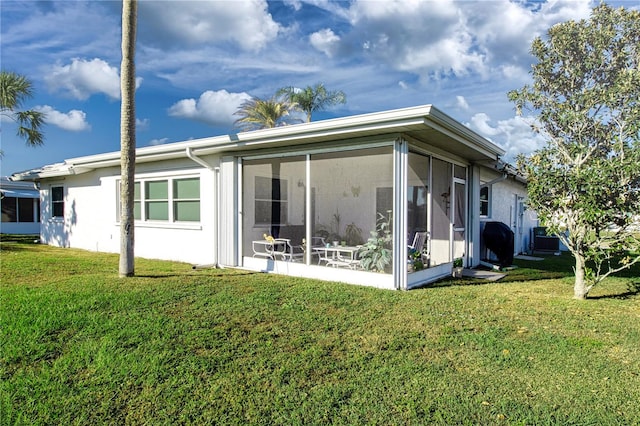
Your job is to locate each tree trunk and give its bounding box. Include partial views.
[573,253,588,300]
[119,0,137,278]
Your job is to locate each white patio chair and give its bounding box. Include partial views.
[408,231,429,265]
[272,238,304,262]
[409,231,428,251]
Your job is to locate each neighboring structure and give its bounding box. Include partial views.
[11,105,535,289]
[0,176,40,235]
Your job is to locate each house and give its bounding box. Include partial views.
[479,162,539,260]
[0,176,41,235]
[11,104,534,290]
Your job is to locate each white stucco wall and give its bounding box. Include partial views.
[479,168,538,255]
[39,157,219,265]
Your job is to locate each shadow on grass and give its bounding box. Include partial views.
[588,281,640,300]
[135,271,262,279]
[1,234,41,252]
[428,253,576,289]
[426,277,505,289]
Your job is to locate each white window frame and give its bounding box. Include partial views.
[253,175,289,227]
[480,185,491,217]
[51,186,64,218]
[117,176,201,224]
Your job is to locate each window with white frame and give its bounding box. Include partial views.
[118,177,200,223]
[173,178,200,222]
[480,186,490,217]
[145,180,169,220]
[254,175,288,226]
[51,186,64,218]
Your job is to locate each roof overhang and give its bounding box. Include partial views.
[11,104,506,181]
[0,188,39,198]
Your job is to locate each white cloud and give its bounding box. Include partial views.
[168,90,252,126]
[136,118,150,131]
[456,96,469,111]
[35,105,90,131]
[321,0,594,81]
[345,0,487,77]
[467,0,592,67]
[467,113,547,162]
[138,0,280,51]
[310,28,341,58]
[45,58,142,100]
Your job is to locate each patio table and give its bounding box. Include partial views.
[313,245,362,269]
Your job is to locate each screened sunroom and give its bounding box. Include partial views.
[231,105,502,290]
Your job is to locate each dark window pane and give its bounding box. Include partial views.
[480,187,489,216]
[52,186,63,202]
[18,198,35,222]
[52,202,64,218]
[1,197,17,222]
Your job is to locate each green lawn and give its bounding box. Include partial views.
[1,237,639,425]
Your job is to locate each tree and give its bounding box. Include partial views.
[234,96,298,131]
[508,4,640,299]
[277,83,346,122]
[119,0,137,278]
[0,71,45,155]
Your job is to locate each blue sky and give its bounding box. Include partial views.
[1,0,634,175]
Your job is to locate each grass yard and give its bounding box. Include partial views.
[1,236,639,425]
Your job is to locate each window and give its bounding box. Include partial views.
[173,178,200,222]
[145,180,169,220]
[254,176,288,226]
[18,198,35,222]
[119,177,200,223]
[52,186,64,218]
[2,197,39,223]
[133,182,141,220]
[480,186,490,217]
[1,197,17,222]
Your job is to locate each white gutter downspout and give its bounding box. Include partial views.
[186,147,215,171]
[481,174,507,189]
[186,148,221,269]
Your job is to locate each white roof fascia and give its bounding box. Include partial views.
[12,104,505,180]
[426,106,506,159]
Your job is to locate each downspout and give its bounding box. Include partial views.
[213,166,221,268]
[186,147,215,171]
[481,173,507,189]
[186,148,221,269]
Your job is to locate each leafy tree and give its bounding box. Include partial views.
[0,71,45,155]
[234,96,298,130]
[277,83,346,122]
[119,0,137,277]
[508,4,640,299]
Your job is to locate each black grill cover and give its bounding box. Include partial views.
[482,221,514,268]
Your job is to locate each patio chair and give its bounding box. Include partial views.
[409,231,429,252]
[408,231,429,266]
[272,238,304,262]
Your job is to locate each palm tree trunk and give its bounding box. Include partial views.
[119,0,137,277]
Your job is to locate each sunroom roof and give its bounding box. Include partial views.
[11,104,505,181]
